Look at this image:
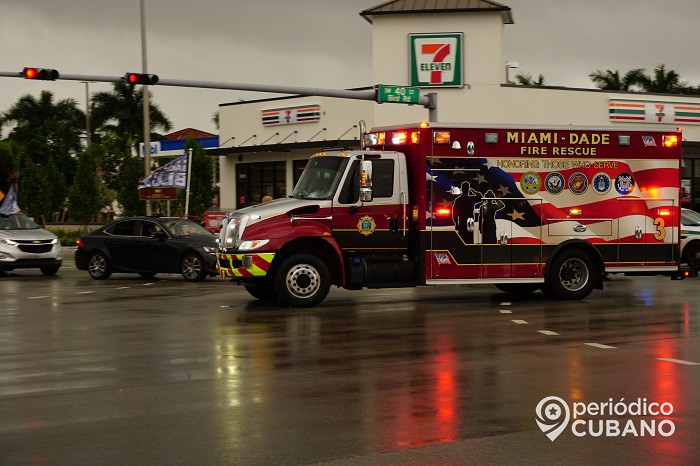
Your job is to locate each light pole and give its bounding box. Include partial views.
[140,0,153,215]
[81,81,91,148]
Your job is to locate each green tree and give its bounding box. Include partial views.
[90,82,173,155]
[589,68,646,91]
[638,64,692,94]
[0,140,22,194]
[513,72,546,86]
[67,150,103,223]
[178,137,216,219]
[114,152,146,217]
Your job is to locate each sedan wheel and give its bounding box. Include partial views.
[88,252,112,280]
[181,253,207,282]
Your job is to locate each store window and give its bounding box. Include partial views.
[236,161,286,209]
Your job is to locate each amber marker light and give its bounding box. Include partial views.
[569,208,582,216]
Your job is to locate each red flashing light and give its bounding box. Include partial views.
[662,135,678,148]
[435,207,452,217]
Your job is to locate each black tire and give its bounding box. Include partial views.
[88,252,112,280]
[138,272,157,279]
[546,249,597,300]
[684,241,700,270]
[40,265,61,276]
[494,283,540,295]
[181,253,207,282]
[274,254,330,308]
[244,282,279,301]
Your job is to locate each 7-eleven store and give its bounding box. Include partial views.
[210,0,700,211]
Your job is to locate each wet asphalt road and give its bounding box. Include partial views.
[1,255,699,465]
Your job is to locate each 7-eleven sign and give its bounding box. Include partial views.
[409,33,463,87]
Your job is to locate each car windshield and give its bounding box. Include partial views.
[291,156,349,200]
[160,218,213,237]
[0,213,40,230]
[682,209,700,226]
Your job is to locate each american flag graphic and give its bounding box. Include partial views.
[642,136,657,147]
[427,156,678,245]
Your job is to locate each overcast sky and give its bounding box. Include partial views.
[2,0,699,136]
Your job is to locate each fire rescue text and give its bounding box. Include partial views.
[507,131,610,156]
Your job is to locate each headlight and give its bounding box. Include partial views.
[202,246,216,253]
[219,214,249,250]
[238,239,269,251]
[0,238,18,246]
[51,238,58,244]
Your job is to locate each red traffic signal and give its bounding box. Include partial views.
[22,67,59,80]
[123,73,159,85]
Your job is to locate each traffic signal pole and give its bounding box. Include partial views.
[0,71,437,119]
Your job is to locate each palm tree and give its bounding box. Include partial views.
[90,82,172,154]
[0,90,85,157]
[514,72,546,86]
[589,68,646,91]
[638,64,692,94]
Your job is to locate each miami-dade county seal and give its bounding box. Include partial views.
[544,172,565,194]
[591,172,612,195]
[520,171,542,195]
[357,215,376,236]
[615,172,635,195]
[568,172,588,195]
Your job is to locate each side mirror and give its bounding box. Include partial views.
[152,230,167,240]
[360,160,373,202]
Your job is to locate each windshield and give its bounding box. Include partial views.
[161,218,214,236]
[682,209,700,227]
[0,213,40,230]
[291,156,350,200]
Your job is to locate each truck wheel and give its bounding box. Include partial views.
[274,254,330,308]
[684,241,700,270]
[494,283,540,295]
[88,252,112,280]
[547,249,596,300]
[244,282,279,301]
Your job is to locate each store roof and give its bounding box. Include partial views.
[360,0,513,24]
[164,128,217,141]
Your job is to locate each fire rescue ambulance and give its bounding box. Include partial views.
[216,122,688,307]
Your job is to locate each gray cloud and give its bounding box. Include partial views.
[1,0,699,135]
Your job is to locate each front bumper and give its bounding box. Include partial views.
[216,252,275,279]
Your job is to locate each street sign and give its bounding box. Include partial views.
[139,188,178,201]
[376,85,421,104]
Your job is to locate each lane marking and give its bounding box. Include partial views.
[27,296,48,300]
[499,309,513,314]
[657,358,700,366]
[585,342,616,349]
[116,286,130,290]
[78,291,95,295]
[142,283,154,286]
[538,330,560,336]
[512,319,528,324]
[500,302,512,306]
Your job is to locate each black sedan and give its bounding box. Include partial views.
[75,217,217,281]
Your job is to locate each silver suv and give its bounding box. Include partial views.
[0,213,62,275]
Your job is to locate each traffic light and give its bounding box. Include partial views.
[123,73,159,85]
[22,67,59,80]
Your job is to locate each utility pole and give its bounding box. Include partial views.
[140,0,152,216]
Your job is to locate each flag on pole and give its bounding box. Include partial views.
[138,154,189,189]
[0,185,20,215]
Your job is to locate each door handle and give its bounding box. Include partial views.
[390,217,398,234]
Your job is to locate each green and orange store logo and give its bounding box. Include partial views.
[357,215,376,236]
[409,33,463,87]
